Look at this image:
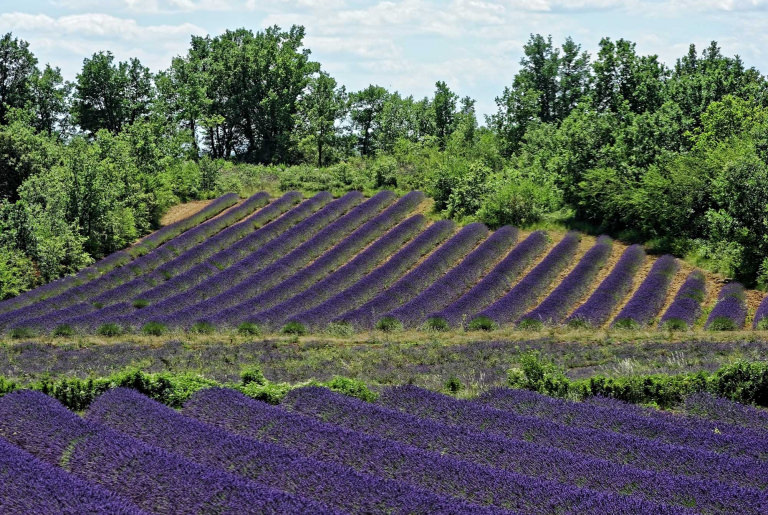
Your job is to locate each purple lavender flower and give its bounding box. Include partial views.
[518,236,612,328]
[612,254,679,328]
[754,294,768,329]
[706,282,747,330]
[659,270,707,330]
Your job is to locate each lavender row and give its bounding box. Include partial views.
[428,231,549,328]
[474,231,581,327]
[611,254,679,328]
[91,191,301,307]
[0,390,332,514]
[755,294,768,329]
[381,385,768,490]
[706,282,748,330]
[0,436,145,515]
[336,223,489,329]
[518,236,612,327]
[0,193,239,315]
[153,191,396,328]
[4,192,273,332]
[684,393,768,432]
[91,191,356,330]
[88,388,495,514]
[659,270,707,330]
[246,212,427,330]
[292,220,456,330]
[184,388,681,514]
[476,387,768,464]
[565,244,645,328]
[284,386,765,513]
[385,226,519,328]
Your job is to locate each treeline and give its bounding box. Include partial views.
[0,27,767,300]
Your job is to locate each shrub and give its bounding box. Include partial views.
[445,376,464,394]
[660,318,689,331]
[237,322,261,336]
[132,299,149,309]
[324,321,354,337]
[325,376,378,402]
[141,322,166,336]
[281,321,307,336]
[9,327,34,339]
[97,323,122,337]
[507,351,571,399]
[517,318,544,331]
[52,324,74,337]
[240,365,267,386]
[424,317,449,332]
[467,316,497,331]
[376,317,403,332]
[708,316,738,331]
[758,318,768,330]
[190,321,215,334]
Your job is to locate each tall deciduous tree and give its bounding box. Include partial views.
[433,80,458,148]
[350,84,388,156]
[0,33,38,125]
[299,71,347,166]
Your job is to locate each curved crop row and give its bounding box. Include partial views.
[473,231,581,328]
[291,220,455,330]
[612,255,679,328]
[384,225,519,328]
[337,223,489,329]
[184,388,681,514]
[659,270,707,330]
[0,436,143,514]
[246,214,426,330]
[88,388,493,514]
[110,191,365,330]
[684,393,768,432]
[7,192,274,332]
[380,385,768,491]
[208,191,424,329]
[518,236,612,328]
[154,191,397,328]
[0,193,239,316]
[754,295,768,330]
[706,282,748,331]
[0,390,329,514]
[428,231,549,328]
[565,244,645,328]
[285,386,765,513]
[476,387,768,464]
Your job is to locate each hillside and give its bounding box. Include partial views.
[0,190,765,337]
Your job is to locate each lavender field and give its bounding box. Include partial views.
[1,191,765,336]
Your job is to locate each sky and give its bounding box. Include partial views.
[3,0,768,117]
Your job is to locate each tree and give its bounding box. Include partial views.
[72,52,154,135]
[557,37,590,120]
[28,64,71,136]
[0,33,38,125]
[299,71,347,166]
[349,85,388,156]
[433,80,458,148]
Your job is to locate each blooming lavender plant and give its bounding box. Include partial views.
[156,191,396,329]
[185,387,685,514]
[684,392,768,432]
[518,236,612,328]
[383,226,519,328]
[208,191,424,328]
[0,390,333,514]
[706,282,748,330]
[659,270,707,330]
[245,213,427,329]
[428,231,549,328]
[284,386,767,513]
[612,254,679,328]
[88,388,500,514]
[754,294,768,329]
[291,220,455,330]
[336,223,489,329]
[565,244,645,328]
[0,436,145,514]
[472,231,581,328]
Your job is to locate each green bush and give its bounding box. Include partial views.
[324,321,354,337]
[237,322,261,336]
[424,317,449,332]
[97,323,122,337]
[445,376,464,394]
[708,316,738,331]
[325,376,378,402]
[281,321,307,336]
[52,324,74,337]
[467,316,497,331]
[660,318,690,331]
[375,316,403,332]
[240,365,267,386]
[132,299,149,309]
[190,321,215,334]
[507,351,570,398]
[9,327,34,339]
[477,175,560,228]
[141,322,166,336]
[517,318,544,331]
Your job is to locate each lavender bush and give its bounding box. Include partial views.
[428,231,549,328]
[706,282,747,331]
[472,231,581,328]
[518,236,612,328]
[684,392,768,432]
[659,270,707,330]
[291,220,455,330]
[612,255,679,328]
[566,245,645,328]
[336,223,489,329]
[754,294,768,329]
[384,226,519,328]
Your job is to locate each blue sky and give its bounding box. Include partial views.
[3,1,768,117]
